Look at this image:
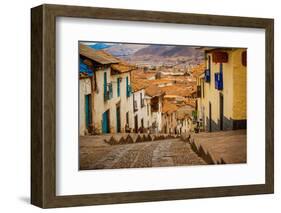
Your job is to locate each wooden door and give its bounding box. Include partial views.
[134,115,138,133]
[85,94,91,130]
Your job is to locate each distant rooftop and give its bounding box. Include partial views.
[131,78,150,92]
[131,69,156,80]
[145,84,164,97]
[160,85,191,97]
[162,101,179,114]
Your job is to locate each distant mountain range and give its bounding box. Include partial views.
[88,43,148,57]
[133,45,203,58]
[105,44,148,57]
[86,43,203,63]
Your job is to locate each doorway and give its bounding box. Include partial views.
[134,115,138,133]
[85,94,92,130]
[116,105,121,133]
[102,110,110,133]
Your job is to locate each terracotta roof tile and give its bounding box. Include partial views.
[131,69,156,80]
[150,79,175,85]
[190,63,205,77]
[160,85,191,97]
[162,101,179,114]
[145,84,164,97]
[131,78,150,92]
[111,63,135,73]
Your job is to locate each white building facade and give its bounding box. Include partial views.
[79,77,92,136]
[79,44,134,135]
[132,89,148,132]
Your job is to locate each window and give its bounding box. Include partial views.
[133,94,138,112]
[215,63,223,90]
[204,55,211,83]
[140,93,144,108]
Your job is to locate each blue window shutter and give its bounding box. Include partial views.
[104,72,107,100]
[126,76,129,97]
[215,64,223,90]
[204,69,210,82]
[117,78,120,97]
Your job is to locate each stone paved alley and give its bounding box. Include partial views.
[79,136,206,170]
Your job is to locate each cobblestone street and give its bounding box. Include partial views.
[80,137,206,170]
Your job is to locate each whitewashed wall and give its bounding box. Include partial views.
[133,89,148,130]
[92,67,132,133]
[79,78,92,135]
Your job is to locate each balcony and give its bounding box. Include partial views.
[204,69,210,83]
[215,72,223,90]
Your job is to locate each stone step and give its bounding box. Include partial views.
[105,133,181,145]
[189,130,246,164]
[108,136,118,145]
[142,134,152,142]
[189,140,215,164]
[125,134,134,144]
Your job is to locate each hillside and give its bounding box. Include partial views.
[133,45,203,58]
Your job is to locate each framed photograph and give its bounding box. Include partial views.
[31,4,274,208]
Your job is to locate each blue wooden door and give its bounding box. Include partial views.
[102,110,109,133]
[85,95,91,129]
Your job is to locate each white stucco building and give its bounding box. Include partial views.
[145,85,164,133]
[79,77,92,136]
[79,44,134,135]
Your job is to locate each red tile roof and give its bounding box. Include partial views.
[111,63,135,73]
[145,84,164,97]
[162,101,179,114]
[160,85,191,97]
[131,69,156,80]
[131,78,150,92]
